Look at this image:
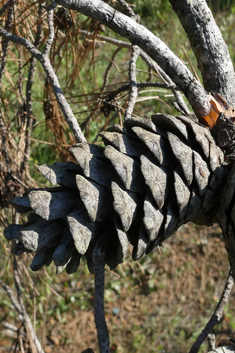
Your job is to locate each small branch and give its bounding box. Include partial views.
[0,280,22,314]
[13,258,45,353]
[0,0,13,17]
[103,46,122,90]
[189,270,234,353]
[0,0,14,175]
[43,1,57,56]
[116,0,137,20]
[92,246,110,353]
[57,0,208,114]
[173,90,191,116]
[80,30,182,90]
[169,0,235,106]
[22,3,44,173]
[0,27,86,143]
[125,45,140,121]
[105,81,176,102]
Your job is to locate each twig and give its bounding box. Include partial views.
[58,0,208,114]
[103,46,122,90]
[80,30,192,114]
[13,258,45,353]
[21,2,44,173]
[0,0,13,17]
[116,0,136,20]
[125,45,140,121]
[43,1,57,56]
[0,6,13,175]
[0,280,22,314]
[0,27,86,143]
[105,81,175,102]
[188,270,234,353]
[92,245,110,353]
[173,89,191,116]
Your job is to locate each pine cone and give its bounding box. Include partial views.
[4,114,229,274]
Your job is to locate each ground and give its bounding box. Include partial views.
[0,223,234,353]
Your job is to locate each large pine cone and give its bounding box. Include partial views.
[4,114,230,274]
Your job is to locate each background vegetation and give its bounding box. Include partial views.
[1,1,235,352]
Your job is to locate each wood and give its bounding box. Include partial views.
[8,195,31,213]
[100,130,148,157]
[132,126,172,165]
[20,217,64,253]
[28,187,81,221]
[38,161,81,189]
[140,155,167,209]
[67,210,95,255]
[70,143,117,187]
[173,170,190,219]
[111,181,138,232]
[193,151,210,196]
[152,113,188,140]
[143,192,164,241]
[168,132,193,185]
[76,175,113,222]
[104,145,143,193]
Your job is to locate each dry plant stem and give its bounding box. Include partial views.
[43,1,57,56]
[103,46,122,90]
[106,82,175,102]
[22,3,44,173]
[116,0,136,19]
[0,280,22,314]
[80,30,178,86]
[0,0,13,17]
[189,271,234,353]
[92,248,110,353]
[173,90,191,115]
[125,45,140,120]
[57,0,208,114]
[169,0,235,106]
[13,258,45,353]
[81,30,191,114]
[0,1,14,174]
[0,28,86,143]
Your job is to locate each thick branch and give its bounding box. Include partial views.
[0,27,86,143]
[57,0,208,114]
[169,0,235,106]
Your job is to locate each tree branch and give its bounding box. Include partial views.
[189,270,234,353]
[43,1,57,56]
[21,3,44,173]
[125,45,140,121]
[0,27,86,143]
[169,0,235,106]
[57,0,208,115]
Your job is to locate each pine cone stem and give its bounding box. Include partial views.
[93,246,110,353]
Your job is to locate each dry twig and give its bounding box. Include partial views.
[189,270,234,353]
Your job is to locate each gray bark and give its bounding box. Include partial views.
[169,0,235,106]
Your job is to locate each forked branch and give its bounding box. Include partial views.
[57,0,208,114]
